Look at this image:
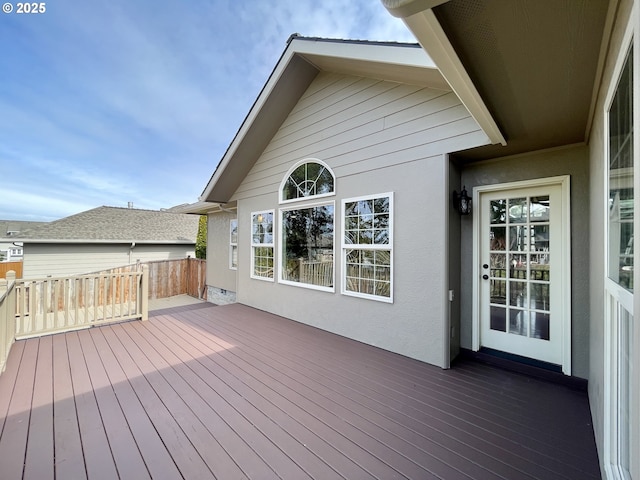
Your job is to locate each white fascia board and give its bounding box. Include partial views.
[199,46,299,203]
[402,9,507,146]
[290,38,437,70]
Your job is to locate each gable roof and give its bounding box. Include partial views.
[198,35,504,205]
[383,0,611,162]
[14,206,199,244]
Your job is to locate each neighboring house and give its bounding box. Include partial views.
[0,220,46,261]
[184,0,639,477]
[14,206,199,278]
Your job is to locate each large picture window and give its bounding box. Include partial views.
[342,193,393,302]
[281,204,334,289]
[251,211,274,280]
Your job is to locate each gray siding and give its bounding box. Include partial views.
[22,243,195,278]
[460,144,590,378]
[225,72,489,366]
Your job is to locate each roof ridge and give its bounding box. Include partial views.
[286,33,419,48]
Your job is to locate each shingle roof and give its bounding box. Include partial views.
[14,206,199,244]
[0,220,47,237]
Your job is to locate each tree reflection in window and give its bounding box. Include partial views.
[282,161,335,201]
[281,205,334,288]
[343,193,393,302]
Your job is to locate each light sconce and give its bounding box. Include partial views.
[453,186,472,215]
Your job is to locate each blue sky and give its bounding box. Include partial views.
[0,0,414,221]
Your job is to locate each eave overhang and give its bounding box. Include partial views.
[382,0,506,148]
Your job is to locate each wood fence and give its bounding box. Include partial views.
[96,258,207,300]
[0,262,22,279]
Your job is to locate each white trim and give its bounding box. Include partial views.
[401,8,506,146]
[250,209,275,282]
[340,192,394,304]
[279,158,336,205]
[472,175,572,374]
[278,200,336,293]
[603,8,637,477]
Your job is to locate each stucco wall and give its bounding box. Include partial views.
[459,144,590,378]
[205,211,237,295]
[219,71,490,366]
[22,243,195,278]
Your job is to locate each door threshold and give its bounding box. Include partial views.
[457,348,587,391]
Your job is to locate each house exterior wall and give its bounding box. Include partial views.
[224,71,490,366]
[205,211,238,304]
[586,0,635,469]
[22,243,195,278]
[459,144,590,378]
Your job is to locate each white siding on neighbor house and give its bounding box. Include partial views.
[225,71,490,367]
[22,243,195,278]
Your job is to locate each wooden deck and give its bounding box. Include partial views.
[0,303,601,479]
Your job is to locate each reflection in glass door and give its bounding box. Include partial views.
[488,196,551,341]
[478,180,567,368]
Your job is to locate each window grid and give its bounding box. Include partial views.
[342,193,393,302]
[251,210,274,281]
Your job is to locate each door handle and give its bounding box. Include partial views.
[483,264,489,269]
[482,274,489,280]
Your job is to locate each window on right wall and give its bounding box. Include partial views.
[342,193,393,302]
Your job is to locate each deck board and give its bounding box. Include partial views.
[0,302,602,480]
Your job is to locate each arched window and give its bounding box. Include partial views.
[279,159,335,291]
[280,159,335,203]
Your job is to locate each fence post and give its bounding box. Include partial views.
[141,265,149,321]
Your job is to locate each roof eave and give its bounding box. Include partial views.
[384,3,506,146]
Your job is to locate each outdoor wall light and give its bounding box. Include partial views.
[453,186,472,215]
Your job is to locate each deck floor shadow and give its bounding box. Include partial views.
[0,303,601,479]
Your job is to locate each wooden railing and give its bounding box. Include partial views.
[0,271,17,373]
[13,265,149,339]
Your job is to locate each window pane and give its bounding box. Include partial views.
[252,212,273,244]
[509,198,527,223]
[608,48,633,291]
[282,161,335,200]
[282,205,334,287]
[253,246,273,279]
[230,219,238,244]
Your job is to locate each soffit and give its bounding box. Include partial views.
[432,0,610,163]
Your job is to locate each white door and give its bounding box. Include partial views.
[476,179,570,369]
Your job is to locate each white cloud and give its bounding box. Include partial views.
[1,0,415,221]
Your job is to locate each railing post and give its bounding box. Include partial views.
[141,265,149,321]
[0,271,17,374]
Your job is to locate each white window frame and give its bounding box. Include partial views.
[229,218,238,270]
[250,210,275,282]
[279,158,336,205]
[341,192,394,303]
[603,10,638,479]
[278,200,335,293]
